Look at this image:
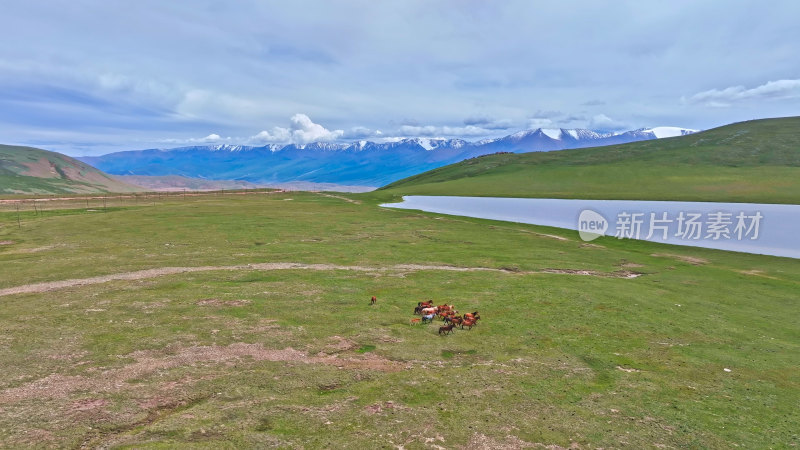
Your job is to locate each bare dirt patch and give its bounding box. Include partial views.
[315,192,362,204]
[618,261,645,268]
[651,253,709,265]
[0,262,643,298]
[3,244,61,254]
[737,269,779,280]
[364,400,408,415]
[20,158,59,179]
[70,398,109,412]
[0,343,406,403]
[542,268,642,279]
[196,298,252,307]
[534,232,568,241]
[0,240,14,245]
[464,432,576,449]
[325,336,359,353]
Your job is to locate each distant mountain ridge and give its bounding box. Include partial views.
[79,126,697,187]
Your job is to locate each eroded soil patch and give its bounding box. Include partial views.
[0,343,406,403]
[651,253,709,265]
[196,298,252,307]
[0,262,642,297]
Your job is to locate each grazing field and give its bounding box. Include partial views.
[0,191,798,448]
[382,117,800,204]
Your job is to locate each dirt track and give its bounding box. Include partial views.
[0,263,641,297]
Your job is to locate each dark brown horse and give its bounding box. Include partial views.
[439,324,455,335]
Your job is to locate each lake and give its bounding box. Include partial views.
[382,196,800,259]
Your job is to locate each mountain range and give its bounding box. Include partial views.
[380,117,800,204]
[79,127,697,187]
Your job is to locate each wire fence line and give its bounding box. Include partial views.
[0,188,286,219]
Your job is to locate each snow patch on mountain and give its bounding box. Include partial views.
[541,128,562,140]
[509,130,533,140]
[645,127,698,139]
[210,144,250,152]
[417,138,435,150]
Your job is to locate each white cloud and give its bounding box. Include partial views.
[289,113,344,143]
[250,128,291,144]
[526,112,627,131]
[4,2,800,155]
[399,125,438,136]
[588,114,614,128]
[398,124,493,137]
[527,118,554,128]
[685,79,800,107]
[344,126,383,139]
[441,125,493,136]
[463,116,514,130]
[250,114,344,145]
[177,89,266,121]
[158,133,228,145]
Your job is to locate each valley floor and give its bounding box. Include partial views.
[0,192,797,448]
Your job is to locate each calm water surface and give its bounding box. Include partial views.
[382,196,800,259]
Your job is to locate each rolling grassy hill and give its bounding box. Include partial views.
[381,117,800,204]
[0,144,141,195]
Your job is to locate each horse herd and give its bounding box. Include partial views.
[410,301,481,335]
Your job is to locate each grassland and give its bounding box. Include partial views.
[0,191,797,448]
[0,144,141,195]
[382,117,800,204]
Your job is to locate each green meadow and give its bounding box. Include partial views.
[0,191,797,448]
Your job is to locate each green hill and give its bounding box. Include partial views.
[0,144,140,195]
[381,117,800,204]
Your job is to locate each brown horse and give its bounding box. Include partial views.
[461,319,475,330]
[370,296,377,305]
[439,324,455,335]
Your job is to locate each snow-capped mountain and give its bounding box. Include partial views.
[641,127,697,138]
[79,126,698,187]
[477,127,697,153]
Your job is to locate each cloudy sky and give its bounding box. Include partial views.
[1,0,798,155]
